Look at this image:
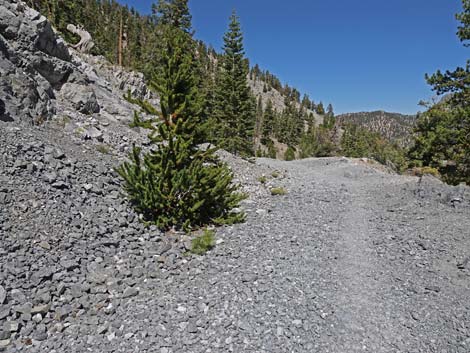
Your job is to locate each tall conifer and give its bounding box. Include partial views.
[213,10,256,156]
[261,99,275,143]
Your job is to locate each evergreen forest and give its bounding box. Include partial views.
[27,0,470,185]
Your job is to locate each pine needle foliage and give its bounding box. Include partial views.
[410,0,470,185]
[152,0,192,33]
[212,11,256,157]
[117,26,246,231]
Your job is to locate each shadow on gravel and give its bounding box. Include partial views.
[0,99,14,122]
[414,175,470,208]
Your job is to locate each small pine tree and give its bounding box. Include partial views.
[117,26,245,231]
[284,146,296,161]
[326,104,334,117]
[316,102,325,115]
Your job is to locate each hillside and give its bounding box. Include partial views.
[24,0,331,159]
[336,111,417,147]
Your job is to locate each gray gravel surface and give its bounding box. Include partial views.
[1,121,470,352]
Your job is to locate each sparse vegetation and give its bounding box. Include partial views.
[96,144,110,154]
[74,127,85,136]
[270,187,287,196]
[190,229,216,255]
[409,166,440,178]
[258,176,268,184]
[341,123,407,173]
[271,171,280,178]
[56,115,71,128]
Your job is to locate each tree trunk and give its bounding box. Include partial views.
[118,13,123,66]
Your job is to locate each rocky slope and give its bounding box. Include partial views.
[336,111,417,146]
[0,0,156,127]
[1,2,470,353]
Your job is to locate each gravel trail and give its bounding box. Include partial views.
[101,157,469,353]
[2,126,470,353]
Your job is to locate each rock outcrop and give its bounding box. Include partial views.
[0,0,158,125]
[66,24,94,53]
[0,1,72,123]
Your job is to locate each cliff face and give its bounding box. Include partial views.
[0,1,69,122]
[0,0,158,126]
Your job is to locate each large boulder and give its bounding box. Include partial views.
[0,0,74,122]
[59,83,100,115]
[0,34,55,123]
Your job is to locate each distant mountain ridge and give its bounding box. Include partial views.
[336,111,417,147]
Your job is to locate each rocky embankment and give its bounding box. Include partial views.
[0,120,274,352]
[0,0,156,131]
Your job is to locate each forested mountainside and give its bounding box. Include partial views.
[25,0,332,159]
[336,111,417,147]
[20,0,470,185]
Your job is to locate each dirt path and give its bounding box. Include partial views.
[245,157,470,353]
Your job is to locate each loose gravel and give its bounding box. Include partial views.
[1,122,469,352]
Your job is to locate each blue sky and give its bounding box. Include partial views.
[119,0,467,115]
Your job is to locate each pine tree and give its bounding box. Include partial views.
[152,0,192,32]
[275,98,302,146]
[212,10,256,156]
[326,104,334,117]
[117,26,245,231]
[322,103,335,129]
[410,0,470,184]
[261,99,275,143]
[284,146,296,161]
[254,95,263,142]
[316,102,325,115]
[299,125,317,158]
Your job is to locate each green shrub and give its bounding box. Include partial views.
[258,176,267,184]
[267,143,277,159]
[128,111,155,129]
[284,146,296,161]
[96,144,110,154]
[271,171,280,178]
[270,187,287,196]
[56,115,71,128]
[410,166,440,178]
[191,230,216,255]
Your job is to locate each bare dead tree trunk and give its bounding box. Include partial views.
[118,13,123,66]
[67,24,95,53]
